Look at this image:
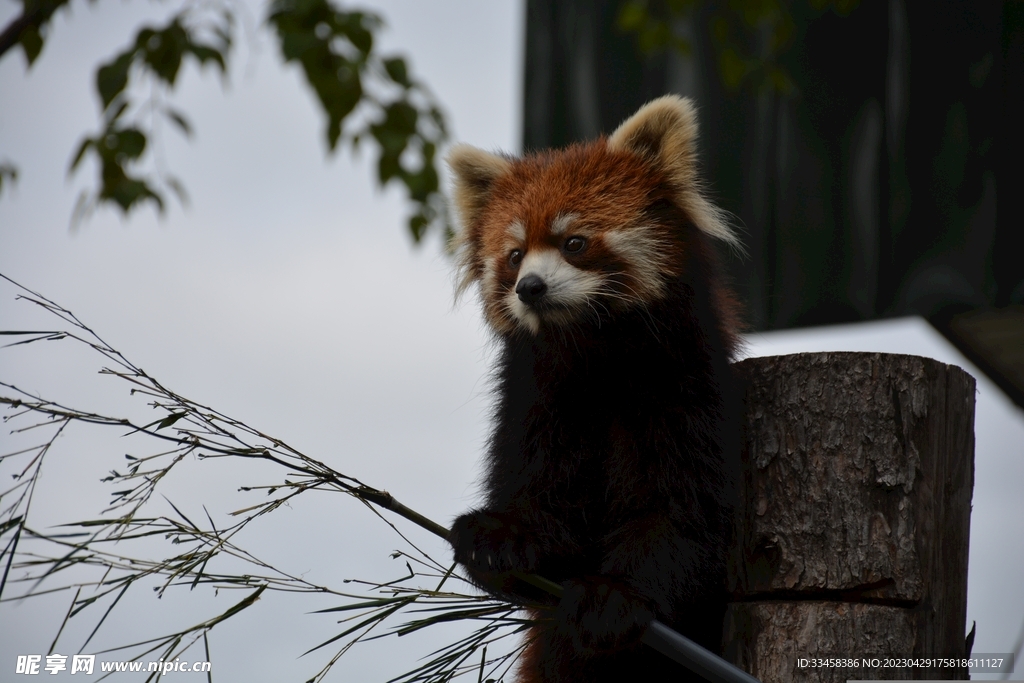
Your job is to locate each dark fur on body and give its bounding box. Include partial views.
[451,222,739,682]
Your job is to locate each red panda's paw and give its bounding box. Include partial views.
[449,510,542,575]
[554,578,654,655]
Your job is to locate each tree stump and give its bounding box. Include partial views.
[723,352,976,681]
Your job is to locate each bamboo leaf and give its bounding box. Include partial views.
[156,412,187,430]
[312,595,414,614]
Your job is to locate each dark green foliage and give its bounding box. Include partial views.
[93,17,228,110]
[617,0,860,94]
[18,21,44,64]
[267,0,447,241]
[69,10,231,220]
[1,0,71,67]
[69,100,161,215]
[3,0,447,241]
[617,0,698,56]
[383,56,410,87]
[268,0,373,149]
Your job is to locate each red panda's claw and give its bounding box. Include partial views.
[450,509,541,575]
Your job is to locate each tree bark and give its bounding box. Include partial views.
[724,352,975,681]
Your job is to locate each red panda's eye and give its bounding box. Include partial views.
[564,236,586,254]
[509,249,523,267]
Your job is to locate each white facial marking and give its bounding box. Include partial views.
[507,220,526,242]
[480,260,500,301]
[551,213,578,236]
[602,226,671,300]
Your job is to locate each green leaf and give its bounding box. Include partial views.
[19,25,44,66]
[377,153,400,184]
[187,45,227,72]
[404,165,438,202]
[409,212,428,241]
[102,176,164,214]
[109,128,147,160]
[85,135,164,214]
[276,31,307,61]
[138,22,187,85]
[370,101,417,167]
[342,12,374,55]
[383,101,417,136]
[156,412,187,430]
[312,596,413,614]
[382,57,409,87]
[13,0,76,66]
[97,52,134,110]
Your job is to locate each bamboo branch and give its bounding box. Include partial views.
[0,272,759,682]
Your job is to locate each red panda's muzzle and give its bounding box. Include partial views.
[515,275,548,305]
[505,248,609,334]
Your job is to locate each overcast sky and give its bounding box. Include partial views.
[1,1,1022,680]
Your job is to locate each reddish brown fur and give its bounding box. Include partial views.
[469,143,667,257]
[482,143,657,242]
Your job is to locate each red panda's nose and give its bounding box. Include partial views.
[515,275,548,305]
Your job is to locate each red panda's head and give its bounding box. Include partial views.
[447,96,740,337]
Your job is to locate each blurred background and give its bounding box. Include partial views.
[1,0,1022,680]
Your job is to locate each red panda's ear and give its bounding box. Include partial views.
[608,95,700,186]
[447,144,512,228]
[609,96,740,248]
[447,145,512,297]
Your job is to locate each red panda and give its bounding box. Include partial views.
[447,96,742,683]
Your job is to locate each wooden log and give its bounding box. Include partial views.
[723,352,976,681]
[724,602,917,682]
